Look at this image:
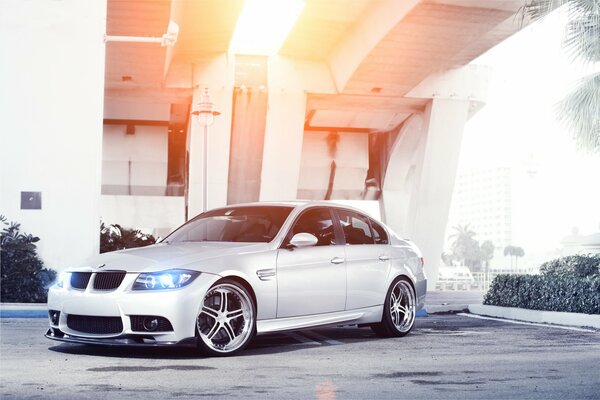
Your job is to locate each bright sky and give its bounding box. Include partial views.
[460,9,600,252]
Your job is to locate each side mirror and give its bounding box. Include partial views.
[289,233,318,248]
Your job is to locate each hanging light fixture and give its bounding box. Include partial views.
[191,88,220,212]
[191,88,221,126]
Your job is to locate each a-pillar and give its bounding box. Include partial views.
[188,55,234,217]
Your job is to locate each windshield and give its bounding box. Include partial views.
[165,206,294,243]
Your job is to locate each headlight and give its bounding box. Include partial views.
[132,270,200,290]
[56,272,71,288]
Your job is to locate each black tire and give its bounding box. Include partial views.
[371,277,416,338]
[196,279,256,357]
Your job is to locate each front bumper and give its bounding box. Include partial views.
[44,328,197,347]
[46,272,219,345]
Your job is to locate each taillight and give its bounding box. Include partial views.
[419,257,424,268]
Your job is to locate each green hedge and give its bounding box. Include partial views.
[539,254,600,279]
[1,216,56,303]
[484,274,600,314]
[100,223,156,253]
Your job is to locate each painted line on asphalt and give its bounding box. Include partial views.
[302,330,344,346]
[457,313,597,333]
[284,332,322,346]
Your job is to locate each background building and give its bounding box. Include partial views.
[446,165,514,259]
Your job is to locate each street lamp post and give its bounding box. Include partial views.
[191,88,220,212]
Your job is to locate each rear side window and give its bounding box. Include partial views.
[336,209,374,245]
[370,219,389,244]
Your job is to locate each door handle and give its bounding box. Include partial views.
[330,257,345,264]
[379,255,390,261]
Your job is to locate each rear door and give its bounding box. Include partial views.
[334,208,390,310]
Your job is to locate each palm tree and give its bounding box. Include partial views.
[504,245,526,268]
[514,246,526,268]
[481,240,495,271]
[504,245,516,268]
[449,224,482,269]
[521,0,600,152]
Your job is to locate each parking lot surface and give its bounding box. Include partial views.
[1,314,598,399]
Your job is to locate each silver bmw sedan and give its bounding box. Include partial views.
[46,202,427,356]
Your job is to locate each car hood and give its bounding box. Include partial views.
[74,242,273,273]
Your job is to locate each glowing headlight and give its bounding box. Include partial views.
[132,270,200,290]
[56,272,71,288]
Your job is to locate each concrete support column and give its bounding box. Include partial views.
[188,55,234,217]
[381,114,427,236]
[259,57,308,201]
[382,65,490,289]
[383,100,469,289]
[410,98,470,289]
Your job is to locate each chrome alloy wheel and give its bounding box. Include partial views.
[389,280,415,333]
[197,282,255,354]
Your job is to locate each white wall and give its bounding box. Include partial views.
[100,195,185,239]
[0,0,106,270]
[102,125,168,196]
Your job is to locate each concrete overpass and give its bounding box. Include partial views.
[1,0,525,287]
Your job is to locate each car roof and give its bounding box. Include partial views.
[222,201,375,216]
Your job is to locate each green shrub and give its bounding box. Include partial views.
[484,254,600,314]
[100,222,156,253]
[484,274,600,314]
[539,254,600,279]
[0,215,57,303]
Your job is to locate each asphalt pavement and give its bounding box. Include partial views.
[1,313,598,399]
[425,290,485,307]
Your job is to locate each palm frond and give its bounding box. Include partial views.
[520,0,600,59]
[563,11,600,62]
[519,0,566,24]
[567,0,600,16]
[557,72,600,152]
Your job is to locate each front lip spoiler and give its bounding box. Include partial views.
[44,329,197,347]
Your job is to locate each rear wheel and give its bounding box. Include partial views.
[371,277,416,337]
[196,279,256,356]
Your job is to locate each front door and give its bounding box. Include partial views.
[276,207,346,318]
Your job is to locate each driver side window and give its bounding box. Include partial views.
[289,208,336,246]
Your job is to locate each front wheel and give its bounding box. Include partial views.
[196,279,256,356]
[371,277,416,337]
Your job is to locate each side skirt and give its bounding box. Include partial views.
[256,305,383,335]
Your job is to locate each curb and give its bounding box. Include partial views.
[1,303,47,318]
[468,304,600,330]
[1,310,48,318]
[425,304,469,314]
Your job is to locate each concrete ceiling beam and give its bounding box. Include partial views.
[327,0,421,93]
[406,64,492,117]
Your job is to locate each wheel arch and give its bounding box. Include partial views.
[215,275,258,314]
[386,266,417,294]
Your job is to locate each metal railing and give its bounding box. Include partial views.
[437,268,538,292]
